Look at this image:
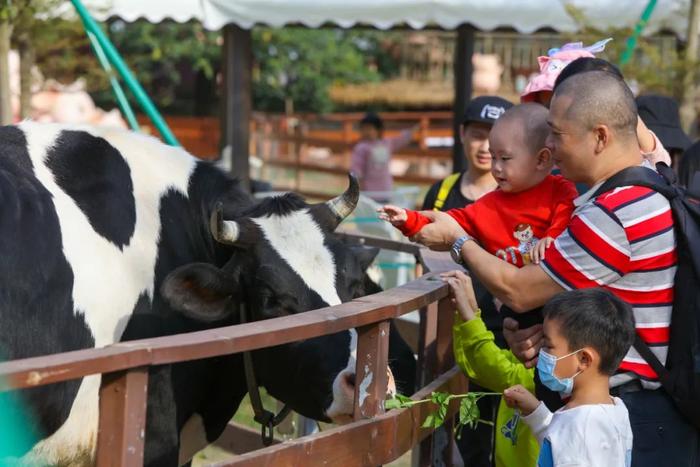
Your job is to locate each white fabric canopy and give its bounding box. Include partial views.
[87,0,690,35]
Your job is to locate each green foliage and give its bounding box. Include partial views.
[386,390,499,438]
[564,4,698,99]
[251,28,382,113]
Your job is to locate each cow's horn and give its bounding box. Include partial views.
[324,174,359,227]
[210,203,241,244]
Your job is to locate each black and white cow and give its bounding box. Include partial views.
[0,122,397,466]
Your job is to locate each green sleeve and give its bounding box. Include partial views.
[453,313,535,393]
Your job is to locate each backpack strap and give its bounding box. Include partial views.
[631,334,673,388]
[592,164,685,390]
[433,173,461,211]
[592,164,673,199]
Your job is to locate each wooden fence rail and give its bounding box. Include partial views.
[0,235,466,466]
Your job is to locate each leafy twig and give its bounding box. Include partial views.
[386,391,501,438]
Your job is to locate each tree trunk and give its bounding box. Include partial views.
[680,0,700,136]
[0,19,13,125]
[18,34,33,120]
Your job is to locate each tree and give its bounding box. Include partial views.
[11,0,64,118]
[0,0,19,124]
[252,28,382,113]
[565,4,700,101]
[680,0,700,134]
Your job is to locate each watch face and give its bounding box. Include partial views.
[450,245,461,263]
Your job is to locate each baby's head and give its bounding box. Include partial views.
[489,103,552,193]
[538,289,636,395]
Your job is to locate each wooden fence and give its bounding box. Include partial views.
[0,234,468,466]
[137,112,454,198]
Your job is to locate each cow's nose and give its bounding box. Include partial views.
[338,370,356,400]
[340,368,397,399]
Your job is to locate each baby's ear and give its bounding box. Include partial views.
[536,146,553,170]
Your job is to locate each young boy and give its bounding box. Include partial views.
[350,112,418,203]
[378,103,577,270]
[503,289,636,467]
[444,269,539,467]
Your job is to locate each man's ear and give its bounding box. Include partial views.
[536,146,553,170]
[592,125,611,154]
[459,124,467,144]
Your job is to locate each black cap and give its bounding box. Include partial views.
[462,96,513,126]
[636,95,691,152]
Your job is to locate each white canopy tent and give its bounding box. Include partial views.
[89,0,689,35]
[83,0,691,184]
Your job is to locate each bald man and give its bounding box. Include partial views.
[413,71,696,467]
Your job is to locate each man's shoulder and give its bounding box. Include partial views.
[594,185,664,211]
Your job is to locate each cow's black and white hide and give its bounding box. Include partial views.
[340,242,416,396]
[0,122,394,466]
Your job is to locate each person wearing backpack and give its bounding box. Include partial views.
[408,70,699,466]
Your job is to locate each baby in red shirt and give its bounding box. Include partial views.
[378,103,578,268]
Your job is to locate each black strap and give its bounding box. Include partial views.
[240,304,292,446]
[591,164,679,388]
[632,334,672,387]
[592,164,674,200]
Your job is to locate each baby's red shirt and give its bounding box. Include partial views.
[400,174,578,267]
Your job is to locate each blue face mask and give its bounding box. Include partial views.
[537,348,583,396]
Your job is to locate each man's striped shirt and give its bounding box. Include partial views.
[541,183,676,388]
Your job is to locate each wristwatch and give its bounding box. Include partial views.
[450,235,473,265]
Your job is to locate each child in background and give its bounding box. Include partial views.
[350,112,418,203]
[444,269,539,467]
[504,289,635,467]
[378,103,577,270]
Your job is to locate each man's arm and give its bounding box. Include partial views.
[459,240,564,312]
[408,210,565,309]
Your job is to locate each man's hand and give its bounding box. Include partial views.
[441,270,478,321]
[503,318,543,369]
[377,205,408,227]
[408,210,466,251]
[531,236,554,264]
[503,384,540,416]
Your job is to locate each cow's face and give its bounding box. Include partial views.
[162,176,394,421]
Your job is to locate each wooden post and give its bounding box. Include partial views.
[354,320,391,420]
[416,296,461,467]
[96,368,149,467]
[452,24,475,174]
[222,24,252,191]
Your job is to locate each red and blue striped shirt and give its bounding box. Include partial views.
[542,183,676,388]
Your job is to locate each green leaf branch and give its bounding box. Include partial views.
[385,391,501,438]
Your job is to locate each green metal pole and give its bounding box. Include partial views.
[70,0,180,146]
[620,0,658,65]
[86,31,140,132]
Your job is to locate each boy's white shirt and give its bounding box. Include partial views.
[522,397,633,467]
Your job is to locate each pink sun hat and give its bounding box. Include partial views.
[521,38,613,103]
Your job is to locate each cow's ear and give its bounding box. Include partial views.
[161,263,239,322]
[350,246,380,271]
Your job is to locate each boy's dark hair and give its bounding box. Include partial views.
[359,112,384,131]
[553,57,624,92]
[543,288,636,375]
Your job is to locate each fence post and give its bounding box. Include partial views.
[354,320,391,420]
[96,367,149,467]
[416,295,460,467]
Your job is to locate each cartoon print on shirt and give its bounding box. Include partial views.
[495,223,540,265]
